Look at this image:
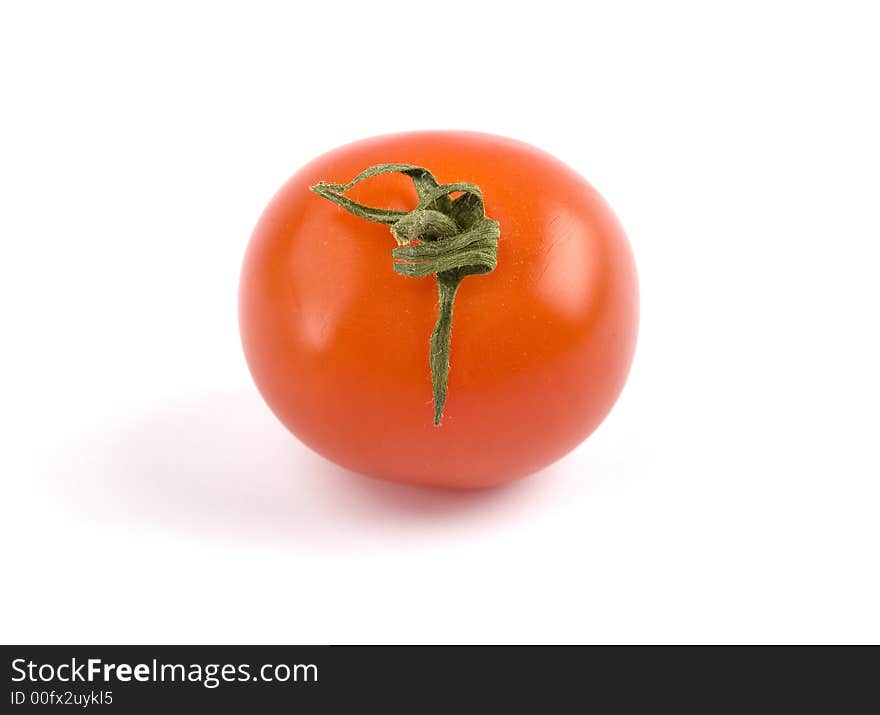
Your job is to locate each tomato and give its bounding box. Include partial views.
[239,131,638,488]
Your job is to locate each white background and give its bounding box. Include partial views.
[2,1,878,644]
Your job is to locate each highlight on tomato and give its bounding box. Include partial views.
[239,131,638,488]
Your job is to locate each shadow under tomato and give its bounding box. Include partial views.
[42,389,562,550]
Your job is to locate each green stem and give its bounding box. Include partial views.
[310,164,499,426]
[430,273,461,425]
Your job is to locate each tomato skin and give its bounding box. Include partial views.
[239,131,638,488]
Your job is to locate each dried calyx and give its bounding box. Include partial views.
[310,164,500,425]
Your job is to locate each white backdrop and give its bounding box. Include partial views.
[2,1,878,644]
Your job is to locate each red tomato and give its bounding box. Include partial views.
[239,131,638,488]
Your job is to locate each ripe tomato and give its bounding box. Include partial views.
[239,131,638,488]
